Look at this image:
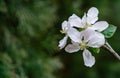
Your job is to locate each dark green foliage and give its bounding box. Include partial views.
[0,0,62,78]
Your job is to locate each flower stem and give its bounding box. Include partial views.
[103,41,120,61]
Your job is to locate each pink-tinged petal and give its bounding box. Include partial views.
[68,14,83,28]
[65,43,80,53]
[87,16,98,25]
[62,21,68,30]
[87,7,99,18]
[67,28,81,43]
[87,32,105,48]
[91,21,109,32]
[83,49,95,67]
[58,35,68,49]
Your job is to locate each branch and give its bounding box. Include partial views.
[103,41,120,61]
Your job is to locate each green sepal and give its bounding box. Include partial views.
[87,47,100,54]
[79,28,83,31]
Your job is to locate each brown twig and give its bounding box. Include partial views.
[103,42,120,61]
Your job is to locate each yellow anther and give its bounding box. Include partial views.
[60,27,67,34]
[60,30,65,34]
[80,42,87,50]
[84,23,90,29]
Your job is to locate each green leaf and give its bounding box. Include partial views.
[102,24,117,38]
[87,47,100,54]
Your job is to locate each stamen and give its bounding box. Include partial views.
[60,27,67,34]
[84,23,90,29]
[60,30,65,34]
[80,42,87,50]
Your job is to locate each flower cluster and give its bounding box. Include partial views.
[58,7,109,67]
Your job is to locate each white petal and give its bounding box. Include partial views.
[87,32,105,48]
[81,29,95,42]
[87,7,99,18]
[82,13,87,26]
[91,21,109,32]
[87,16,98,25]
[68,14,83,28]
[67,28,81,43]
[83,49,95,67]
[71,40,80,45]
[87,7,99,24]
[58,35,68,49]
[62,21,68,30]
[65,43,80,53]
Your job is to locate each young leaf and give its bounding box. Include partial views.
[88,47,100,54]
[102,24,117,38]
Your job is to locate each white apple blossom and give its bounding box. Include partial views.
[68,7,108,32]
[65,29,105,67]
[58,7,113,67]
[58,21,81,49]
[58,21,69,49]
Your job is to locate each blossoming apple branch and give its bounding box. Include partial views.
[58,7,119,67]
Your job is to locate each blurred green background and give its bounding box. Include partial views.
[0,0,120,78]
